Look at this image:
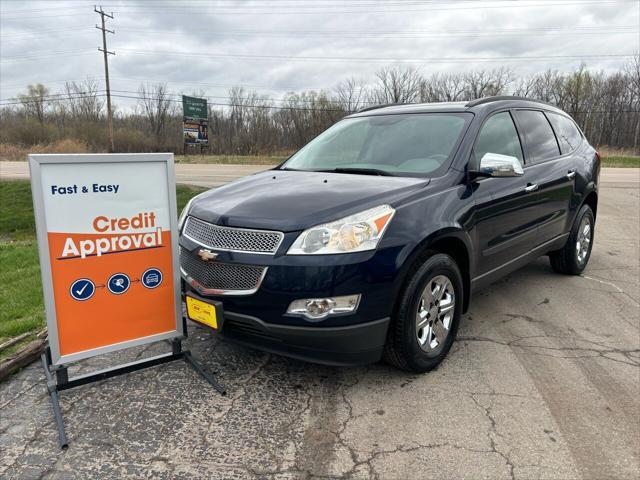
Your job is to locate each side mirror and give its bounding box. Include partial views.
[475,153,524,178]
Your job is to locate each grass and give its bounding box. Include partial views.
[600,155,640,168]
[175,154,286,165]
[0,180,206,361]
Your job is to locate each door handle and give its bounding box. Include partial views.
[524,183,539,193]
[566,171,576,180]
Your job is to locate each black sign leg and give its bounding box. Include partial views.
[178,317,226,395]
[183,350,226,395]
[39,334,225,449]
[40,353,68,449]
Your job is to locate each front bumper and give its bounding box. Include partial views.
[180,231,404,365]
[221,311,390,366]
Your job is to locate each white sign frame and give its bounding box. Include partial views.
[29,153,184,365]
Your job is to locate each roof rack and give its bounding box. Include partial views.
[465,96,553,108]
[356,103,403,113]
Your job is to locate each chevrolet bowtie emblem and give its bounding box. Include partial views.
[198,249,218,261]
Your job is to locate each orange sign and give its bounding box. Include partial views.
[29,154,183,365]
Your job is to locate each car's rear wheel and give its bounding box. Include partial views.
[383,252,463,373]
[549,204,595,275]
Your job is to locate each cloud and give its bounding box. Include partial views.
[1,0,638,109]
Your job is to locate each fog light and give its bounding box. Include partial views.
[287,295,361,320]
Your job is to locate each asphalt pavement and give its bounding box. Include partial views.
[0,165,638,479]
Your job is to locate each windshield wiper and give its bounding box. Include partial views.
[316,167,394,177]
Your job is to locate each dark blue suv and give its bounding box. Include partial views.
[179,96,599,372]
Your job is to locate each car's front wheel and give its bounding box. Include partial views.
[383,252,463,373]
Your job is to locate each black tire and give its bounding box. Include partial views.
[383,251,463,373]
[549,204,595,275]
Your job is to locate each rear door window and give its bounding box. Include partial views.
[513,110,560,163]
[474,111,524,166]
[547,112,583,154]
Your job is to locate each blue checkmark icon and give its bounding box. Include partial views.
[70,279,95,301]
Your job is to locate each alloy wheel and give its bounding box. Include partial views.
[416,275,455,354]
[576,216,592,265]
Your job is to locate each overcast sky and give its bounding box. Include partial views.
[1,0,639,111]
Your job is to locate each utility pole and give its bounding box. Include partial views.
[95,5,115,152]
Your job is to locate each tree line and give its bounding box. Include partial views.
[1,58,638,156]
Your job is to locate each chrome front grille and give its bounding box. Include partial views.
[180,247,267,295]
[183,216,283,254]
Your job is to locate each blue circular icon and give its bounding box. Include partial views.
[141,268,163,289]
[70,278,95,301]
[107,273,130,295]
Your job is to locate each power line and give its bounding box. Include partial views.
[0,77,103,89]
[3,49,635,64]
[3,89,638,115]
[3,26,637,42]
[5,0,625,14]
[1,13,94,20]
[105,0,636,15]
[2,92,638,116]
[112,26,638,40]
[0,26,90,38]
[117,49,636,64]
[0,50,95,61]
[0,91,98,102]
[1,90,638,116]
[0,94,108,106]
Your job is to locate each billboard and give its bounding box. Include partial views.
[29,154,183,365]
[183,95,208,145]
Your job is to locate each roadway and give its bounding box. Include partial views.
[1,160,638,188]
[1,163,639,479]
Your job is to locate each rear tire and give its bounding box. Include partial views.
[383,252,463,373]
[549,204,595,275]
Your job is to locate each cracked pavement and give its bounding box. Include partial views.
[1,170,639,479]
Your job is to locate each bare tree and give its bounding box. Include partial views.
[372,66,423,104]
[463,68,513,99]
[624,55,640,150]
[137,83,173,140]
[420,72,467,102]
[65,79,104,123]
[2,63,639,155]
[334,77,367,113]
[18,83,49,124]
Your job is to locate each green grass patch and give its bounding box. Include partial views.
[175,154,285,165]
[0,241,44,343]
[176,184,208,210]
[601,156,640,168]
[0,180,37,241]
[0,180,207,359]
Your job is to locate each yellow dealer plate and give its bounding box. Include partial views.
[186,296,218,330]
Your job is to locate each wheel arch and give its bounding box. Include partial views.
[395,229,473,313]
[583,190,598,219]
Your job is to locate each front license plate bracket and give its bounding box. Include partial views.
[185,292,224,331]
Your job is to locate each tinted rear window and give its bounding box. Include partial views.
[514,110,560,163]
[547,112,583,154]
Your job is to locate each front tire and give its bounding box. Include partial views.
[383,252,463,373]
[549,204,595,275]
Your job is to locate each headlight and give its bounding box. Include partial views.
[287,205,395,255]
[178,192,206,230]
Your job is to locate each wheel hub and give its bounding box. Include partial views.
[416,275,455,354]
[576,216,592,264]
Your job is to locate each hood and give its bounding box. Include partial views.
[188,170,430,231]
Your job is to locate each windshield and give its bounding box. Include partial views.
[281,113,471,176]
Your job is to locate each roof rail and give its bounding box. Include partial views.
[465,96,553,108]
[357,103,403,113]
